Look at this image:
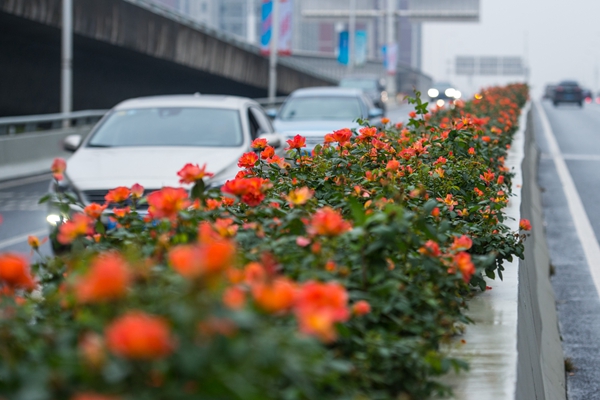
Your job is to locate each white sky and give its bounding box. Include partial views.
[421,0,600,97]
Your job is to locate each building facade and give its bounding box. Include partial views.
[150,0,422,68]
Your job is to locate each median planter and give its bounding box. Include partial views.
[0,84,530,400]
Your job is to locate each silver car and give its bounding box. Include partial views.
[48,94,283,229]
[270,87,384,150]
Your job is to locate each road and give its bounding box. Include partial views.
[0,175,53,257]
[535,100,600,399]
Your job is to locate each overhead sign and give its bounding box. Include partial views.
[406,0,480,22]
[456,56,526,76]
[260,0,293,56]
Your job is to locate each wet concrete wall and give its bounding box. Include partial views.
[516,109,566,399]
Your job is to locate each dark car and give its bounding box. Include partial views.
[427,82,461,107]
[339,75,387,112]
[552,80,584,107]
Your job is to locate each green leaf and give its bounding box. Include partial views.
[38,194,51,204]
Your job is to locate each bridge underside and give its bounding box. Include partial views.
[0,12,272,117]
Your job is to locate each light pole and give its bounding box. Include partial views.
[247,0,257,44]
[386,0,397,102]
[61,0,73,127]
[268,0,280,104]
[348,0,356,73]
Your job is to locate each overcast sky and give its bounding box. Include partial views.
[421,0,600,97]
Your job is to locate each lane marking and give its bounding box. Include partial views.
[0,228,48,250]
[541,153,600,161]
[537,100,600,298]
[0,174,51,190]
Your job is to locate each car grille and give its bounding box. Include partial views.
[82,189,159,210]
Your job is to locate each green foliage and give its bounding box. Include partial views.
[0,84,530,400]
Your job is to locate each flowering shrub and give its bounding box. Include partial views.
[0,84,530,399]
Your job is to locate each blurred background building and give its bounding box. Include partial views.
[150,0,422,70]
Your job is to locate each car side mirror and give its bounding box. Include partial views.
[63,134,82,152]
[368,108,384,119]
[259,133,284,148]
[265,108,278,119]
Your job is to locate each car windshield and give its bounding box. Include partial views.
[279,96,362,121]
[339,79,378,90]
[87,107,244,147]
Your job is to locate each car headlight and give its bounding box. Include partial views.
[428,88,439,98]
[46,214,62,226]
[445,88,456,98]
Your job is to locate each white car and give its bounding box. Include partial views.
[270,87,384,150]
[48,94,283,230]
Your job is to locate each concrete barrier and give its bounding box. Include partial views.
[0,127,91,181]
[516,109,565,399]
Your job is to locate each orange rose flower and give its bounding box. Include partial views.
[352,300,371,316]
[386,159,400,171]
[57,213,94,244]
[168,241,235,279]
[84,203,108,219]
[112,207,130,218]
[294,281,350,342]
[286,187,313,206]
[51,157,66,181]
[147,187,191,220]
[237,152,260,169]
[251,278,296,313]
[105,312,174,360]
[221,178,270,207]
[519,219,532,231]
[307,207,352,237]
[418,240,441,257]
[285,134,306,150]
[168,245,203,278]
[0,253,36,290]
[453,252,475,282]
[105,187,130,204]
[131,183,145,199]
[260,146,275,159]
[223,286,246,310]
[27,235,41,250]
[451,235,473,252]
[251,138,268,149]
[74,253,132,303]
[177,163,214,184]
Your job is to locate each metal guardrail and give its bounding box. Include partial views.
[0,99,289,136]
[0,110,108,135]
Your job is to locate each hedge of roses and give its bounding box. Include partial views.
[0,84,529,400]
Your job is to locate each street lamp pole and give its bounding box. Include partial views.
[61,0,73,127]
[348,0,356,73]
[386,0,397,102]
[61,0,73,121]
[268,0,280,104]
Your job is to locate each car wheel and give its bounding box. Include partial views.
[553,101,559,107]
[579,101,584,107]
